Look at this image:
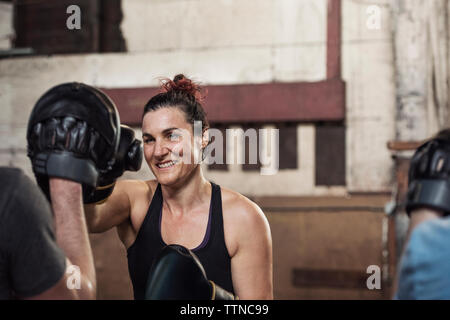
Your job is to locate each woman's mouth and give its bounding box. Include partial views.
[156,160,178,169]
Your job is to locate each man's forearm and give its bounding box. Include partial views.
[406,208,443,239]
[49,178,96,299]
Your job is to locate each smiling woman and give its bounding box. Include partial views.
[84,74,273,300]
[141,75,210,186]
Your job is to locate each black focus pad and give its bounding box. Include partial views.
[28,116,103,185]
[29,116,107,167]
[145,245,213,300]
[406,130,450,216]
[27,82,121,200]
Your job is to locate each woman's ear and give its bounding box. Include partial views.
[202,128,210,149]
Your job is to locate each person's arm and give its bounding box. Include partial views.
[392,207,443,298]
[25,178,96,300]
[405,208,443,242]
[7,171,94,300]
[46,178,96,299]
[229,200,273,300]
[83,125,143,233]
[393,129,450,299]
[84,180,134,233]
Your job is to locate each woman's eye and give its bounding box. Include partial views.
[143,138,154,144]
[169,132,181,140]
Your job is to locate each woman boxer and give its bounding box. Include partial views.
[85,74,273,300]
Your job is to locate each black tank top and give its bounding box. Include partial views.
[127,181,234,300]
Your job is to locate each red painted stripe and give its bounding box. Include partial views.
[102,78,345,126]
[102,87,161,125]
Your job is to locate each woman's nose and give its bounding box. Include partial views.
[153,138,169,157]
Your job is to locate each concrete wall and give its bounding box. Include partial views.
[342,0,396,192]
[0,2,12,50]
[267,204,387,299]
[0,0,396,195]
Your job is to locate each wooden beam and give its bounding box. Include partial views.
[293,268,369,290]
[102,78,345,126]
[386,140,424,151]
[327,0,341,79]
[250,194,390,210]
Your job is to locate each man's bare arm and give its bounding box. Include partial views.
[27,178,96,300]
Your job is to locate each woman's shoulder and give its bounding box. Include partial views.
[219,185,267,226]
[218,185,271,255]
[116,179,159,200]
[220,185,250,207]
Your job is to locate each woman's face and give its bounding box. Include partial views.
[142,107,205,186]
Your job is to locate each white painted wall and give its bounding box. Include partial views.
[0,2,13,50]
[342,0,396,192]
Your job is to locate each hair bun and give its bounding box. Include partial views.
[173,74,185,82]
[161,74,205,102]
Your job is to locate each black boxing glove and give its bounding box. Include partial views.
[406,129,450,216]
[84,125,143,204]
[145,245,237,300]
[27,83,121,201]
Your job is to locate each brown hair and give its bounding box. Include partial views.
[143,74,209,131]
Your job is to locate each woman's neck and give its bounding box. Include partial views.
[160,167,211,216]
